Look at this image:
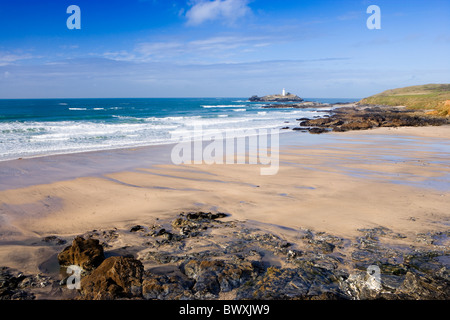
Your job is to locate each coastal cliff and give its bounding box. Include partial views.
[358,84,450,116]
[282,84,450,134]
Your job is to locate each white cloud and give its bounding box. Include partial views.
[188,35,267,51]
[185,0,251,26]
[108,35,274,63]
[135,42,184,60]
[0,52,34,66]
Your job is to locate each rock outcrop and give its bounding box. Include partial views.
[295,106,449,133]
[57,236,105,271]
[0,267,51,300]
[1,212,448,300]
[182,259,255,298]
[80,256,144,300]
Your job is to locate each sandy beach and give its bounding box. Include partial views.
[0,125,449,299]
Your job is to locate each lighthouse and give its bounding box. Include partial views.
[282,88,286,96]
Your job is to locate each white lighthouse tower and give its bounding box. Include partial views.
[282,88,286,96]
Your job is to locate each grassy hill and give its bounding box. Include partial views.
[359,84,450,116]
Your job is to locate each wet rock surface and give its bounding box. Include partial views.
[0,267,52,300]
[1,212,448,300]
[293,105,449,133]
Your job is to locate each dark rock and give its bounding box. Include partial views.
[57,237,105,271]
[80,256,144,300]
[236,266,346,300]
[296,105,449,134]
[130,225,146,232]
[0,267,33,300]
[397,270,450,299]
[404,251,446,274]
[152,228,169,237]
[183,259,255,297]
[308,240,335,253]
[3,210,449,301]
[0,267,52,300]
[142,271,194,300]
[141,251,182,264]
[308,127,327,134]
[239,267,309,299]
[185,212,228,221]
[171,212,227,238]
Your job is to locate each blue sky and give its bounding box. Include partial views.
[0,0,449,98]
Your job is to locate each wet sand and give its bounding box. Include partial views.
[0,126,449,277]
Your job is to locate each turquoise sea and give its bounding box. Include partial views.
[0,97,357,161]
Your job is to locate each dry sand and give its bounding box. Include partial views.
[0,126,449,275]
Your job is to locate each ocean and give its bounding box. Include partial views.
[0,98,357,161]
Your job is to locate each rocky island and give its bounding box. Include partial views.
[249,90,304,102]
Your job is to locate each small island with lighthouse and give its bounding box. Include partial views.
[249,88,304,102]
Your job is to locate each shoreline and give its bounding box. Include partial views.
[2,124,449,191]
[0,125,449,299]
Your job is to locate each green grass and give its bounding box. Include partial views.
[359,84,450,116]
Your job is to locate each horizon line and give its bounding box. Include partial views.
[0,96,362,100]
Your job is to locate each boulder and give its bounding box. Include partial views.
[130,225,145,232]
[80,256,144,300]
[57,237,105,271]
